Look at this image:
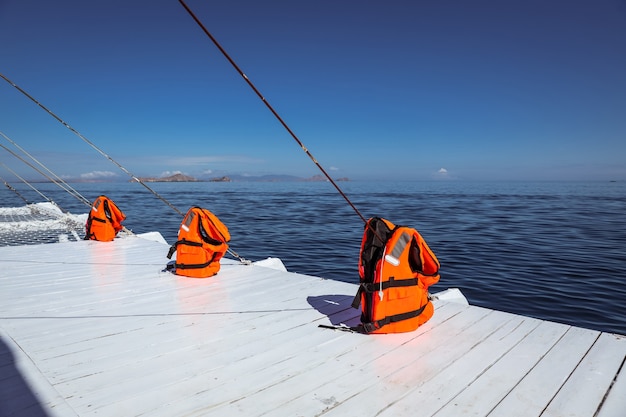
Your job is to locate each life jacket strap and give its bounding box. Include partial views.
[351,288,363,309]
[167,239,204,259]
[199,234,224,246]
[351,277,419,309]
[174,260,216,270]
[361,303,428,334]
[173,247,219,270]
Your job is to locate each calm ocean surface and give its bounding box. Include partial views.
[3,180,626,335]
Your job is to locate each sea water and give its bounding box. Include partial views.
[2,180,625,335]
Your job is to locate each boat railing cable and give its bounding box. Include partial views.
[0,72,250,264]
[1,132,91,207]
[0,72,185,217]
[1,139,136,236]
[1,162,59,207]
[0,166,86,245]
[0,142,99,210]
[178,0,368,225]
[1,175,30,204]
[1,157,137,237]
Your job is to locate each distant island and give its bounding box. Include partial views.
[303,175,350,182]
[22,173,350,183]
[135,174,231,183]
[133,173,349,183]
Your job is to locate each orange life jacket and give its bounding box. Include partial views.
[352,217,440,334]
[84,195,126,242]
[166,206,230,278]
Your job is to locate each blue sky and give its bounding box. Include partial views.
[1,0,625,182]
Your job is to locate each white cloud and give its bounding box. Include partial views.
[80,170,117,180]
[329,166,339,171]
[160,170,183,177]
[431,167,454,180]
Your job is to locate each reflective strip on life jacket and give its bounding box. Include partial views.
[182,210,195,231]
[386,231,410,265]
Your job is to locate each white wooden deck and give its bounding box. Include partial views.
[1,234,624,417]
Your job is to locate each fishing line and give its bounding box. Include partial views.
[0,72,249,263]
[178,0,368,225]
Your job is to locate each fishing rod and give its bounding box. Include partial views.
[0,71,250,263]
[178,0,368,225]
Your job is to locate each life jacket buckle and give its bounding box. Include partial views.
[362,322,378,334]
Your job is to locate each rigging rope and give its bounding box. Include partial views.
[1,175,30,204]
[1,139,134,236]
[1,131,91,206]
[0,162,60,208]
[0,72,185,217]
[178,0,368,225]
[1,139,91,207]
[0,72,249,263]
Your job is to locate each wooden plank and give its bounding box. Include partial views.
[315,312,538,417]
[65,288,360,413]
[1,259,359,415]
[542,332,626,417]
[6,268,326,358]
[371,316,544,417]
[0,328,77,417]
[89,302,471,417]
[253,307,520,417]
[486,326,601,417]
[596,339,626,417]
[11,287,349,376]
[432,323,597,416]
[2,236,625,417]
[156,302,471,417]
[84,322,356,415]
